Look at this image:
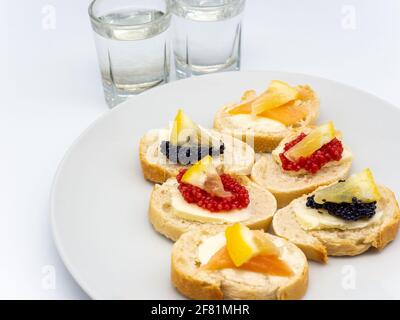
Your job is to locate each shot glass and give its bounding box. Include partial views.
[89,0,171,108]
[171,0,245,79]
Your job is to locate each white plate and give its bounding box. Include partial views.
[51,71,400,300]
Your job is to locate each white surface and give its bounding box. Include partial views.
[52,71,400,300]
[0,0,399,299]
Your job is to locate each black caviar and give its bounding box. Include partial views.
[160,140,225,165]
[306,195,377,221]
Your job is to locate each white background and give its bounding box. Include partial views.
[0,0,399,299]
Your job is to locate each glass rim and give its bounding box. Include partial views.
[88,0,171,28]
[172,0,245,10]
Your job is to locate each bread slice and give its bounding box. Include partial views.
[213,85,320,153]
[250,127,353,208]
[149,176,277,242]
[139,129,255,184]
[272,186,400,263]
[251,154,352,209]
[171,226,309,300]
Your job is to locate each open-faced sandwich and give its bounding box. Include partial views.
[251,122,353,208]
[213,80,320,153]
[140,109,255,183]
[272,169,400,262]
[171,223,308,300]
[149,156,277,241]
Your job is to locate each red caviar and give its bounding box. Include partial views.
[279,133,344,174]
[176,169,250,212]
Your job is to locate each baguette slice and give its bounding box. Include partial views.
[149,176,277,242]
[251,154,352,209]
[171,226,308,300]
[213,85,319,153]
[140,129,255,184]
[250,129,353,208]
[272,186,400,263]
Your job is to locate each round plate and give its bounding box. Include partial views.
[51,71,400,299]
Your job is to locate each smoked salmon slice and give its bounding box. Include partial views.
[260,102,308,126]
[228,90,307,126]
[202,246,293,277]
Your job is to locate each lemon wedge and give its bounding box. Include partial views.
[170,109,213,146]
[284,121,335,161]
[225,224,278,267]
[314,168,381,204]
[181,156,231,197]
[241,89,257,101]
[170,109,197,145]
[251,80,299,116]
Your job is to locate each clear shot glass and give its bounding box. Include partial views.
[89,0,171,108]
[171,0,245,79]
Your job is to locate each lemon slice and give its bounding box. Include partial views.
[225,224,278,267]
[284,122,335,161]
[241,89,257,102]
[181,156,230,197]
[170,109,213,146]
[251,80,299,115]
[170,109,196,145]
[314,168,381,204]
